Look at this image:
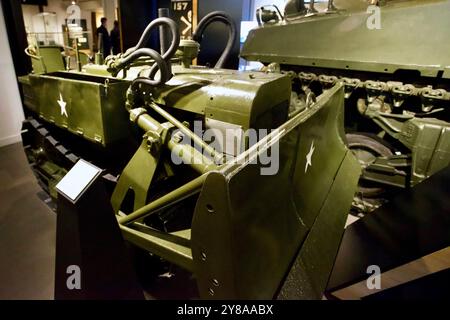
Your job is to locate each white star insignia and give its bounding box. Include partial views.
[305,141,315,173]
[57,93,68,117]
[158,271,174,279]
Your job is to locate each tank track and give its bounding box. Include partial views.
[294,71,450,109]
[21,117,79,198]
[21,116,118,201]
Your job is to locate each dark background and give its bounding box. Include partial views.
[120,0,246,69]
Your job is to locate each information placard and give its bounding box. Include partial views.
[56,159,102,202]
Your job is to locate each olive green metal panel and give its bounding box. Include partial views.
[203,72,290,129]
[399,118,450,184]
[150,67,290,130]
[111,140,160,213]
[83,64,114,77]
[18,76,37,112]
[30,46,65,74]
[28,72,130,146]
[241,0,450,78]
[278,151,360,299]
[191,172,238,298]
[191,84,360,299]
[290,86,348,228]
[99,80,133,145]
[428,126,450,175]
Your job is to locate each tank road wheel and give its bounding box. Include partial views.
[346,133,394,216]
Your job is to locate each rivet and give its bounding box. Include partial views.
[206,204,214,213]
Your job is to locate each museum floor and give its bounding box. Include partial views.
[0,142,55,299]
[0,142,197,300]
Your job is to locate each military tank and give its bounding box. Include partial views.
[241,0,450,215]
[18,11,360,299]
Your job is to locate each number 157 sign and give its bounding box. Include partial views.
[171,0,196,38]
[173,1,189,11]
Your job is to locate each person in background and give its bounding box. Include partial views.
[110,20,121,55]
[96,17,111,59]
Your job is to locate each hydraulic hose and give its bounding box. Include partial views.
[123,17,180,63]
[193,11,236,69]
[110,17,180,85]
[116,48,170,86]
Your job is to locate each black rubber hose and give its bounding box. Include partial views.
[124,17,180,63]
[148,18,180,79]
[193,11,237,69]
[158,8,171,55]
[116,48,170,86]
[122,17,180,82]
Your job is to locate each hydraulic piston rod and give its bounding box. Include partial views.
[130,107,218,174]
[148,102,224,164]
[118,173,207,225]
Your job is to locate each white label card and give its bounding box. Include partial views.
[56,159,102,202]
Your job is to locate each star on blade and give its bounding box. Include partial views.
[57,93,68,117]
[158,271,174,279]
[305,141,315,173]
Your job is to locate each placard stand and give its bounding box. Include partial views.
[54,160,144,299]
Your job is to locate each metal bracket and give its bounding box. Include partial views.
[111,139,161,213]
[362,155,411,188]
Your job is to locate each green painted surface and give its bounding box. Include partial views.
[148,65,291,130]
[242,0,450,78]
[191,85,360,299]
[28,72,130,146]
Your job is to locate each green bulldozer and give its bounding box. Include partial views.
[18,0,449,299]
